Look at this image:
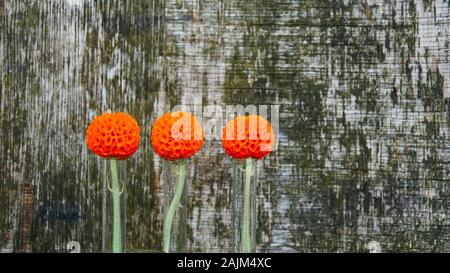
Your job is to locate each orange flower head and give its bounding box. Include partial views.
[151,112,204,160]
[222,115,275,160]
[86,112,140,160]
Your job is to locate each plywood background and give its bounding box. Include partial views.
[0,0,449,252]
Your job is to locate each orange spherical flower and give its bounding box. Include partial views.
[222,115,275,160]
[86,112,140,160]
[151,112,204,160]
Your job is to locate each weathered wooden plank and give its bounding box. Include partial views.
[0,0,449,253]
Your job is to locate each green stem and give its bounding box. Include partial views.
[110,159,122,253]
[163,160,186,253]
[242,158,253,253]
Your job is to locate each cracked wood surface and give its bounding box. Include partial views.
[0,0,449,252]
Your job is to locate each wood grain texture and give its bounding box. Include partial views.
[19,181,32,253]
[0,0,449,252]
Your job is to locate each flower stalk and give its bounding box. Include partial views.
[162,160,186,253]
[242,158,253,253]
[110,159,122,253]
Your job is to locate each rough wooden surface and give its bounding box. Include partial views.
[0,0,449,253]
[19,181,32,253]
